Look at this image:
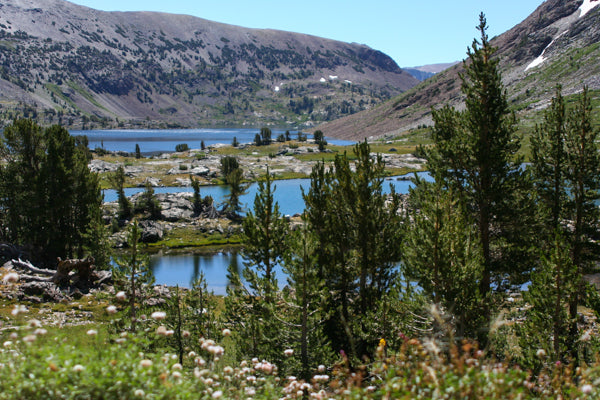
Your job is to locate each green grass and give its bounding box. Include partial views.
[147,227,242,249]
[66,81,109,112]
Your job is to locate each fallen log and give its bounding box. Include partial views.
[8,259,54,276]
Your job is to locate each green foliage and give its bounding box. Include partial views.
[219,156,240,182]
[531,85,568,240]
[175,143,189,152]
[302,141,403,361]
[222,168,248,219]
[520,232,578,368]
[254,133,262,146]
[426,15,534,342]
[528,86,600,364]
[108,165,132,220]
[135,182,162,220]
[0,119,106,266]
[231,136,239,147]
[190,175,202,214]
[135,143,141,159]
[226,169,288,366]
[260,127,272,145]
[278,224,333,379]
[313,130,327,152]
[403,177,485,340]
[112,220,155,333]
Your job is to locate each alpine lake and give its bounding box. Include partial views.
[75,128,427,293]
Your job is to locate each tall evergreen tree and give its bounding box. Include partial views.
[225,169,288,364]
[278,224,332,380]
[220,156,240,183]
[109,165,132,220]
[564,86,600,361]
[531,85,568,241]
[260,127,272,145]
[402,177,484,339]
[520,232,576,367]
[222,167,247,219]
[242,168,288,289]
[0,120,106,266]
[135,182,162,220]
[112,220,154,333]
[427,15,532,340]
[302,141,403,359]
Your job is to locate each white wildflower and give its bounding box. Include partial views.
[536,349,546,358]
[72,364,85,372]
[151,311,166,320]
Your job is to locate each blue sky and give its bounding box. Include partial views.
[68,0,545,67]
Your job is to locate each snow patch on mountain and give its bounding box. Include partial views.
[525,31,567,71]
[580,0,600,18]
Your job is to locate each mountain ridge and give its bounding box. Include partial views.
[0,0,418,130]
[316,0,600,140]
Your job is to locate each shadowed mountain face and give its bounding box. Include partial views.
[318,0,600,140]
[0,0,418,130]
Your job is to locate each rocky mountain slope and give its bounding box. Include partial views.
[318,0,600,140]
[0,0,418,130]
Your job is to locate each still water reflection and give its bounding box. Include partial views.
[149,251,285,294]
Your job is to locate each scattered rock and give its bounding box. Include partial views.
[20,282,68,302]
[189,166,210,176]
[157,193,194,221]
[139,220,164,243]
[138,177,163,187]
[88,160,119,173]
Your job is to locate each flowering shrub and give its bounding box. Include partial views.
[0,302,599,399]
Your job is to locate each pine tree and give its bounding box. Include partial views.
[225,169,288,364]
[531,85,568,241]
[190,175,203,215]
[113,220,154,332]
[242,168,288,286]
[135,143,141,159]
[260,127,272,145]
[0,120,106,266]
[521,232,576,367]
[402,177,484,339]
[313,130,327,152]
[222,167,248,219]
[220,156,240,183]
[302,141,403,359]
[564,86,600,361]
[427,15,532,340]
[109,165,132,220]
[135,182,162,220]
[278,224,332,380]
